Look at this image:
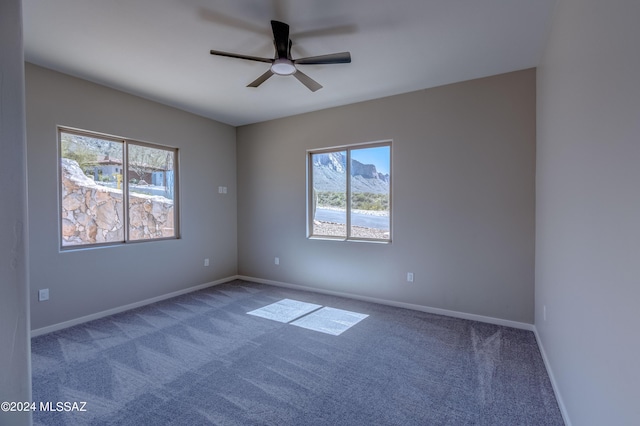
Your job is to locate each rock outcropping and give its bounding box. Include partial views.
[313,152,390,194]
[61,158,174,246]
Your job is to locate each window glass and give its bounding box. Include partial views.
[311,151,347,238]
[350,146,391,239]
[60,132,124,246]
[127,144,176,240]
[59,128,178,248]
[309,142,391,242]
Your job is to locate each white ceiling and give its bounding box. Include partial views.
[22,0,556,126]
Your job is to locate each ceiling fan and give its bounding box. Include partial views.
[209,20,351,92]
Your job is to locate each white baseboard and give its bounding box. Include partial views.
[533,328,572,426]
[30,275,239,337]
[236,275,535,331]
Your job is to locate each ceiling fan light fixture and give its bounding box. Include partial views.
[271,59,296,75]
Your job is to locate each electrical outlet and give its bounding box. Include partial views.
[38,288,49,302]
[274,257,280,266]
[204,258,209,267]
[407,272,414,283]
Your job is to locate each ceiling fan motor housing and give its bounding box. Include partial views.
[271,58,296,75]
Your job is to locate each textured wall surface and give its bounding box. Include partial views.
[536,0,640,425]
[26,64,238,330]
[0,0,32,424]
[237,69,536,324]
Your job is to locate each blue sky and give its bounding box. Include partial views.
[351,146,390,175]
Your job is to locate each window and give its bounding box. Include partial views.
[308,141,391,242]
[59,127,179,248]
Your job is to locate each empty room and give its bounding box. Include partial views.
[1,0,638,425]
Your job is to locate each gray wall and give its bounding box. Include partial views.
[536,0,640,424]
[237,69,536,324]
[0,0,32,424]
[26,64,238,330]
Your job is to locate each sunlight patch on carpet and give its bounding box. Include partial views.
[247,299,322,323]
[290,307,368,335]
[247,299,368,335]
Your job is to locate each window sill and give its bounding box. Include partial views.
[308,235,391,244]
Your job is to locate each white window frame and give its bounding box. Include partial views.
[307,140,392,243]
[58,126,180,249]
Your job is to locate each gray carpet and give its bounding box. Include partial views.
[31,280,563,425]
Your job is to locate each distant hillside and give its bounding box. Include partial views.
[312,152,389,194]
